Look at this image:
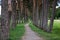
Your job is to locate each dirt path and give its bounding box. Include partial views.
[22,24,44,40]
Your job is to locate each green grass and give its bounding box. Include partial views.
[29,20,60,40]
[9,24,25,40]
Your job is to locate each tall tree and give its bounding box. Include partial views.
[33,0,36,24]
[35,0,39,26]
[49,0,57,32]
[16,0,19,24]
[38,0,43,29]
[17,0,21,23]
[20,0,24,22]
[11,0,17,29]
[39,0,49,30]
[8,0,12,28]
[41,0,49,31]
[1,0,10,40]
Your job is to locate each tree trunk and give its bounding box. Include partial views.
[25,7,28,23]
[39,8,43,29]
[11,0,17,30]
[42,0,49,31]
[35,0,39,26]
[33,0,36,24]
[49,0,57,32]
[17,0,21,24]
[1,0,10,40]
[20,0,24,23]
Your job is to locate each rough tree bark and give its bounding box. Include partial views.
[38,0,43,29]
[24,0,28,23]
[11,0,17,30]
[33,0,36,24]
[17,0,21,24]
[49,0,57,32]
[1,0,10,40]
[16,0,19,24]
[35,0,39,26]
[42,0,49,31]
[20,0,24,22]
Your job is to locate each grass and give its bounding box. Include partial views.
[29,20,60,40]
[9,24,25,40]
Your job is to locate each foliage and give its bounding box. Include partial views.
[55,7,60,19]
[49,7,60,19]
[9,24,25,40]
[29,20,60,40]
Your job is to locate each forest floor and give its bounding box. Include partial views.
[22,24,44,40]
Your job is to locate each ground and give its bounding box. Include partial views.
[22,24,44,40]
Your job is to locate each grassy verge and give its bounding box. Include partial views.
[9,24,25,40]
[29,20,60,40]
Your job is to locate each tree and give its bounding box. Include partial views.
[1,0,10,40]
[42,0,49,31]
[11,0,17,29]
[32,0,36,24]
[17,0,21,23]
[20,0,24,22]
[35,0,39,26]
[39,0,49,30]
[49,0,57,32]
